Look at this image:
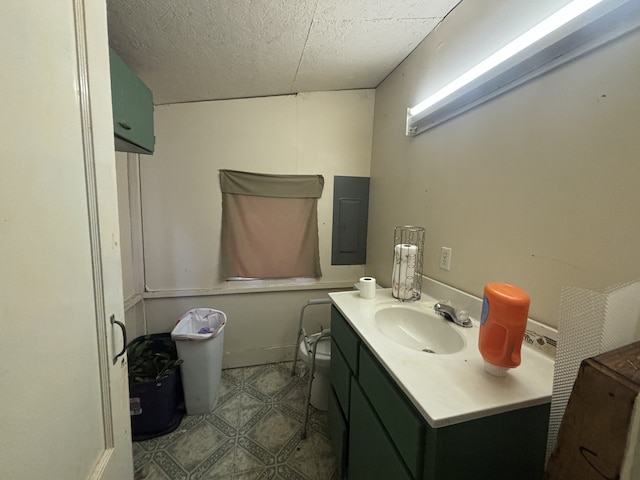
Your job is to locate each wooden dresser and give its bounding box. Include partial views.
[546,341,640,479]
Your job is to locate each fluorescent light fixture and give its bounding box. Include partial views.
[409,0,603,118]
[406,0,640,135]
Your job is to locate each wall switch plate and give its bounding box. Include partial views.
[440,247,452,271]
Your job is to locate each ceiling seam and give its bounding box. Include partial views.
[290,0,319,92]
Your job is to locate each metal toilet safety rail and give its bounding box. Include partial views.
[291,298,332,438]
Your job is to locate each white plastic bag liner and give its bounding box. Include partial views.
[171,308,226,341]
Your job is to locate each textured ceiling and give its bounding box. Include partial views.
[107,0,461,105]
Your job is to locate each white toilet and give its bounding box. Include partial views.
[298,331,331,411]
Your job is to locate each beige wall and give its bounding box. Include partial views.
[116,152,135,300]
[116,152,148,340]
[141,90,374,292]
[145,289,339,367]
[131,90,374,365]
[367,0,640,328]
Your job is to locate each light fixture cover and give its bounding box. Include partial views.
[406,0,640,136]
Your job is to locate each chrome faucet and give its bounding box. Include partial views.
[434,303,473,328]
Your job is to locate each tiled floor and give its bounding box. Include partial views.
[133,362,338,480]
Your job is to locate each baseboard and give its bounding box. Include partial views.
[222,345,298,369]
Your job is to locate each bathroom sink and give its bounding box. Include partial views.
[375,307,465,354]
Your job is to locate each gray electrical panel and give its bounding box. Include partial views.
[331,176,370,265]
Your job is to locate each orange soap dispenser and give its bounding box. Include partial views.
[479,282,530,376]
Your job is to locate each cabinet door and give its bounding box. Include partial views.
[349,381,413,480]
[329,339,351,417]
[327,387,348,478]
[425,403,550,480]
[109,49,155,154]
[359,345,425,477]
[331,305,359,374]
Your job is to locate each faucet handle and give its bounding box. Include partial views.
[456,308,471,327]
[434,302,473,328]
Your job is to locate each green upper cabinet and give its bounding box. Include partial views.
[109,48,155,154]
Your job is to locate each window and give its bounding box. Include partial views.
[219,169,324,279]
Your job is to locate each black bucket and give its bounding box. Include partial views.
[128,333,185,441]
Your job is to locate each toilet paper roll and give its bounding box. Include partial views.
[359,277,376,299]
[392,244,418,300]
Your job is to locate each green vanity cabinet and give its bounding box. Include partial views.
[331,305,360,374]
[109,48,155,154]
[329,339,352,420]
[359,346,425,477]
[349,379,413,480]
[423,403,550,480]
[327,382,347,479]
[328,305,550,480]
[328,305,360,477]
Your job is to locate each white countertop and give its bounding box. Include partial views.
[329,287,555,428]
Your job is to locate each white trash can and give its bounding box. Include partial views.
[171,308,226,415]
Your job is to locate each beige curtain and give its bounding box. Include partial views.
[220,170,324,279]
